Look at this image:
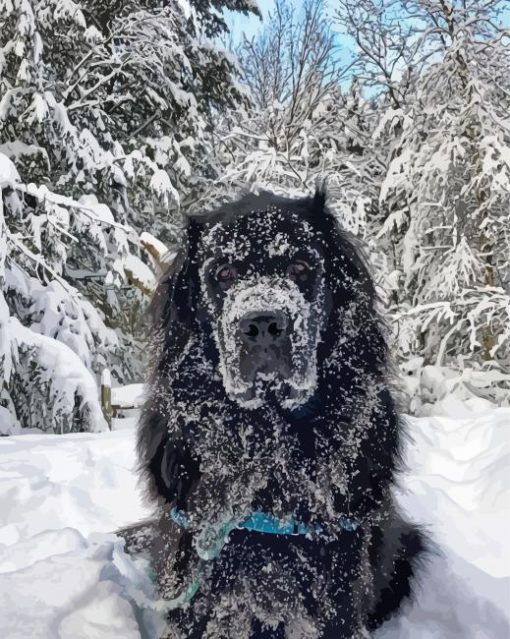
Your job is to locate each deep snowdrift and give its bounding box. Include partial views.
[0,398,508,638]
[378,397,510,639]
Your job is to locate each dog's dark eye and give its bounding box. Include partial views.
[287,260,312,281]
[215,264,237,284]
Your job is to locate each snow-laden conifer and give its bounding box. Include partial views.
[375,0,510,367]
[0,0,258,432]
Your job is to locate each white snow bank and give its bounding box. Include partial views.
[0,430,159,639]
[0,430,151,538]
[378,398,510,639]
[0,403,508,638]
[0,530,159,639]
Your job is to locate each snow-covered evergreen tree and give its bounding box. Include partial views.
[0,0,259,433]
[0,154,109,434]
[374,0,510,368]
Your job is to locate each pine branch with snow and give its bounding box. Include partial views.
[0,0,256,432]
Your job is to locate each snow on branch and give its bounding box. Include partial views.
[7,316,108,434]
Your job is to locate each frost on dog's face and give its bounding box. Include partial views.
[198,207,326,410]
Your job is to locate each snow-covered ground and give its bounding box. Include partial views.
[379,397,510,639]
[0,397,508,638]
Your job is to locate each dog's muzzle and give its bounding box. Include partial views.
[215,278,321,409]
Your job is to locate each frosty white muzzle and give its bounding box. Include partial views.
[214,277,322,409]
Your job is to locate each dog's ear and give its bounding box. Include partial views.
[148,218,202,374]
[311,192,388,373]
[137,404,201,507]
[137,219,203,506]
[313,182,327,212]
[308,187,376,307]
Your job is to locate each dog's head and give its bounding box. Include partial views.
[197,200,329,409]
[153,190,381,413]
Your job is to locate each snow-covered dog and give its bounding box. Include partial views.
[137,190,425,638]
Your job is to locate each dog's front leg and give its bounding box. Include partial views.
[150,514,209,638]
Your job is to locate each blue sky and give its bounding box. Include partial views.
[223,0,510,96]
[223,0,360,87]
[225,0,510,44]
[224,0,274,41]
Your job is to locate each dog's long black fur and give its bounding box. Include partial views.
[137,190,425,638]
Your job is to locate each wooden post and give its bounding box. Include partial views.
[101,369,113,431]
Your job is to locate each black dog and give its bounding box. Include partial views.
[137,190,425,638]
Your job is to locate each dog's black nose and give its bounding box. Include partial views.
[239,312,287,346]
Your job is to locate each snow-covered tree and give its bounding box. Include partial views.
[0,0,259,432]
[0,154,110,434]
[374,0,510,367]
[335,0,427,110]
[204,0,381,232]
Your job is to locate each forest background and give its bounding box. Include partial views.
[1,0,509,434]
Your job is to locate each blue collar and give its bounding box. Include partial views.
[170,508,360,536]
[240,511,360,534]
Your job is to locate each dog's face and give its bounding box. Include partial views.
[197,206,327,410]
